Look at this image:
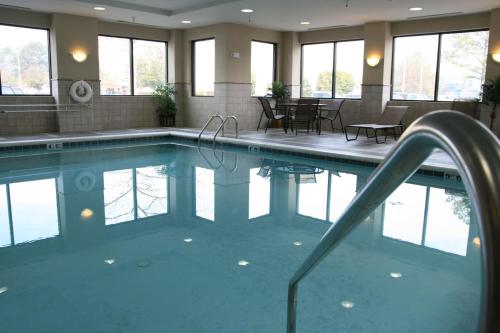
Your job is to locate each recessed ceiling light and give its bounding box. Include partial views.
[390,272,403,279]
[241,9,254,13]
[238,260,250,266]
[409,7,423,11]
[341,300,354,309]
[93,6,106,11]
[300,21,311,25]
[181,20,191,24]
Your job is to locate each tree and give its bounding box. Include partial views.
[336,71,355,96]
[446,193,471,225]
[302,78,313,96]
[316,71,332,92]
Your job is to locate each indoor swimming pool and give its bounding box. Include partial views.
[0,139,482,332]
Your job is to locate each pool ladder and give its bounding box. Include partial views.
[286,111,500,333]
[198,115,239,147]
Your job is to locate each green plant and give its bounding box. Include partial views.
[152,84,176,115]
[267,81,289,102]
[482,75,500,131]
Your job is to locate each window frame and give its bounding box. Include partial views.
[191,37,216,97]
[98,34,168,97]
[300,39,364,100]
[390,28,490,102]
[0,23,52,97]
[250,39,278,97]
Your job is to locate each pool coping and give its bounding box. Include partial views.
[0,128,458,174]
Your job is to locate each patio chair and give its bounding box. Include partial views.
[290,98,320,135]
[451,99,480,120]
[318,99,346,134]
[257,97,286,133]
[345,105,409,144]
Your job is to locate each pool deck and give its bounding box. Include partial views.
[0,127,457,172]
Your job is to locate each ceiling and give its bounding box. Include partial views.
[0,0,498,31]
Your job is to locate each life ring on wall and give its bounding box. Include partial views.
[75,170,97,192]
[69,80,93,104]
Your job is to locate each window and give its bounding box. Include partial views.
[251,41,276,96]
[301,40,364,99]
[298,171,329,220]
[249,168,271,219]
[104,166,168,225]
[98,36,167,96]
[192,38,215,96]
[195,167,215,221]
[0,179,59,247]
[0,24,50,95]
[392,30,489,101]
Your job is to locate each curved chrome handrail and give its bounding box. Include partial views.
[213,116,239,147]
[287,111,500,333]
[198,115,224,146]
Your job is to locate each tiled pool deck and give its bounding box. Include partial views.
[0,127,456,172]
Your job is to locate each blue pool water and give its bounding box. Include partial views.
[0,140,482,332]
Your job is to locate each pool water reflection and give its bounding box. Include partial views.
[0,141,481,332]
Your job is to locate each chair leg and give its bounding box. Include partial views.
[330,120,335,133]
[265,119,270,134]
[345,127,361,141]
[257,110,264,131]
[337,113,345,134]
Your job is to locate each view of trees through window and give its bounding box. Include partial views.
[193,39,215,96]
[251,41,276,96]
[301,40,364,99]
[99,36,166,95]
[392,30,489,101]
[0,24,50,95]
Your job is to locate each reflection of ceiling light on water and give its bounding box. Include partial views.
[104,259,115,265]
[341,300,354,309]
[293,241,303,246]
[472,237,481,248]
[184,238,193,243]
[238,260,250,266]
[390,272,402,279]
[80,208,94,219]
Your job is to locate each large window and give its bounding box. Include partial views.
[195,167,215,221]
[301,40,364,99]
[192,38,215,97]
[99,36,167,96]
[251,41,276,96]
[249,167,271,219]
[0,24,50,95]
[392,30,489,101]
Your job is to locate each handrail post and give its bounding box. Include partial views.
[286,111,500,333]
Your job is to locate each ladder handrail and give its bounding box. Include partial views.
[213,116,239,147]
[287,111,500,333]
[198,115,224,146]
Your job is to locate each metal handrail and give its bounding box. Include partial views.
[287,111,500,333]
[213,116,238,147]
[198,115,224,146]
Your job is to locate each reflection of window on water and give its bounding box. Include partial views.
[104,166,168,225]
[195,167,215,221]
[249,168,270,219]
[298,171,357,222]
[382,183,471,256]
[0,179,59,247]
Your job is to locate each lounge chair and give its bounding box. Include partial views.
[318,99,345,134]
[345,105,409,144]
[257,97,286,133]
[451,99,480,120]
[290,98,320,135]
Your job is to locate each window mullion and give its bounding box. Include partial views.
[130,38,134,96]
[332,42,337,99]
[434,34,443,102]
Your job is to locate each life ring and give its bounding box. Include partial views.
[75,170,97,192]
[69,80,93,104]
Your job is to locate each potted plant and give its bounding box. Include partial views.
[152,84,177,127]
[267,81,290,104]
[482,75,500,131]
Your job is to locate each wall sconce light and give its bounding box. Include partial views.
[366,56,381,67]
[71,49,88,63]
[492,53,500,63]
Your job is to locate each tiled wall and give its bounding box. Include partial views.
[0,96,58,135]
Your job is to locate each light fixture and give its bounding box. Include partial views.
[181,20,191,24]
[71,49,88,63]
[300,21,311,25]
[341,300,354,309]
[238,260,250,266]
[184,238,193,243]
[293,241,303,247]
[390,272,403,279]
[492,53,500,63]
[241,9,254,13]
[80,208,94,219]
[409,7,423,11]
[366,56,381,67]
[104,259,115,265]
[93,6,106,11]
